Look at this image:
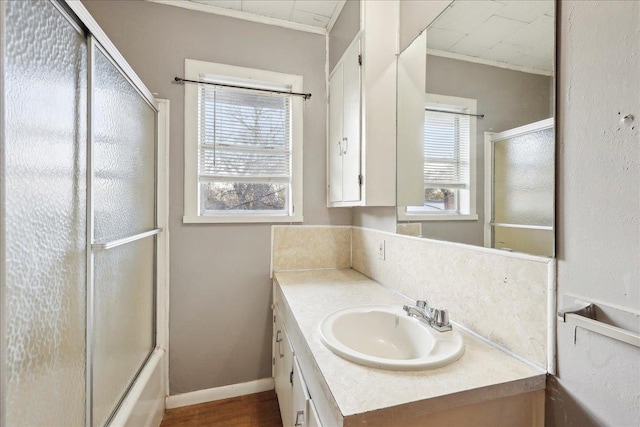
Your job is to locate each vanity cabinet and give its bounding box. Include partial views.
[273,305,294,426]
[273,303,324,427]
[327,0,397,207]
[273,269,547,427]
[292,357,322,427]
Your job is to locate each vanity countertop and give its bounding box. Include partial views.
[274,268,546,420]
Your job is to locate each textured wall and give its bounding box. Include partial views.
[82,0,352,394]
[549,1,640,425]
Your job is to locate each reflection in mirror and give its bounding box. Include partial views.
[396,0,555,257]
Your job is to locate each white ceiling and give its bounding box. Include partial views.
[427,0,555,75]
[151,1,345,32]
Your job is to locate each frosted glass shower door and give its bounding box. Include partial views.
[89,42,157,426]
[1,0,87,425]
[490,119,554,256]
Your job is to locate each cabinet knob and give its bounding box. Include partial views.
[342,137,348,154]
[337,140,342,156]
[294,410,305,426]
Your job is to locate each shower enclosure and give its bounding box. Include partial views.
[484,118,555,257]
[1,1,164,425]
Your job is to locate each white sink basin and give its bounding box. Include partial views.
[319,305,465,371]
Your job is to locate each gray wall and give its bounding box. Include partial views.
[419,55,552,246]
[328,0,360,72]
[82,0,351,394]
[549,1,639,425]
[352,206,397,232]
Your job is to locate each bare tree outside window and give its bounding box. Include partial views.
[202,182,287,211]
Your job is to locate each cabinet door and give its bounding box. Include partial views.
[274,308,294,427]
[307,400,322,427]
[341,39,362,202]
[328,64,344,203]
[292,357,310,427]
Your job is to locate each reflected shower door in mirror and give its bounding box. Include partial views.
[396,0,555,257]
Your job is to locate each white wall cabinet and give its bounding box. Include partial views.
[327,0,397,207]
[329,38,362,204]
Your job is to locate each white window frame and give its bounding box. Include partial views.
[397,93,478,222]
[183,59,303,223]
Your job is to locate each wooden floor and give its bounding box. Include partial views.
[160,391,282,427]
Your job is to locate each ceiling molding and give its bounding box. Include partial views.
[326,0,346,33]
[427,48,553,77]
[146,0,328,35]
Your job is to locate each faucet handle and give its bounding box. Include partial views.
[416,300,428,310]
[433,308,450,327]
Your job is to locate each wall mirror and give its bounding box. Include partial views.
[396,0,555,257]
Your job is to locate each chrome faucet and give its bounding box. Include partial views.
[403,300,452,332]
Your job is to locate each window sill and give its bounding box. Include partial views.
[183,214,303,224]
[397,210,478,222]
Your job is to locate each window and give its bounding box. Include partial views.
[400,94,477,221]
[183,59,303,223]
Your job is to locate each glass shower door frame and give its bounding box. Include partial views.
[65,1,162,423]
[86,36,160,427]
[483,117,555,255]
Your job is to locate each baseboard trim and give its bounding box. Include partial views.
[165,377,275,409]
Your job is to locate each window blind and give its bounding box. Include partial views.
[198,84,291,184]
[423,109,470,188]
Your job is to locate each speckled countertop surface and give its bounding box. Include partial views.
[274,268,546,418]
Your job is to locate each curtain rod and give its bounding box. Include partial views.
[174,77,312,100]
[425,107,484,119]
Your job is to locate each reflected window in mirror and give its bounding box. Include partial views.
[401,94,478,221]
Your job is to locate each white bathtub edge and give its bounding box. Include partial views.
[110,348,166,427]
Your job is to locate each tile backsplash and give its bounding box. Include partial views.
[271,226,351,275]
[396,222,422,237]
[271,225,555,371]
[352,227,554,370]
